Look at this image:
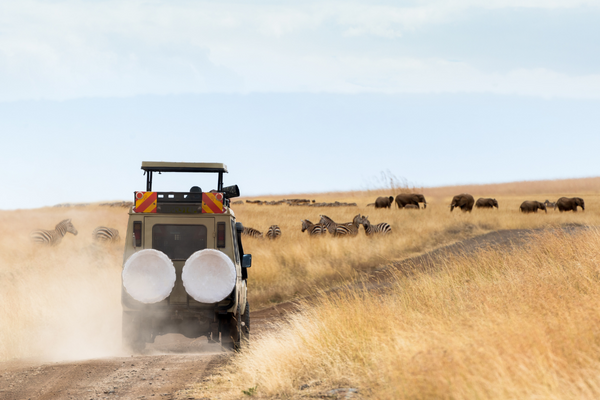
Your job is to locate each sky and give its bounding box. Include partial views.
[1,0,599,209]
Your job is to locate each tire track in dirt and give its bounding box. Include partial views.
[0,226,588,400]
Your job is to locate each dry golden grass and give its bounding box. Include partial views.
[235,189,600,308]
[1,177,599,363]
[206,228,600,399]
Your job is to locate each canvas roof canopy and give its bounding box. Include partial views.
[141,162,228,174]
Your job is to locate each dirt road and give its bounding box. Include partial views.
[0,226,585,400]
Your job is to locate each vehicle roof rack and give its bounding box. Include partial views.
[141,161,227,173]
[141,162,228,192]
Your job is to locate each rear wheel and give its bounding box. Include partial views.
[242,300,250,346]
[220,305,243,351]
[122,311,145,353]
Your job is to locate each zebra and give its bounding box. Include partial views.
[242,227,263,238]
[360,215,392,236]
[266,225,282,240]
[92,226,120,243]
[30,219,78,246]
[301,220,327,236]
[544,200,557,210]
[319,214,361,237]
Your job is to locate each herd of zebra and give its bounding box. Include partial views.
[303,214,391,237]
[242,225,282,240]
[30,219,120,246]
[242,214,391,239]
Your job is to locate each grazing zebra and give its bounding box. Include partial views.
[360,216,392,236]
[30,219,78,246]
[301,220,327,236]
[544,200,557,210]
[92,226,120,243]
[319,214,361,237]
[266,225,282,240]
[242,227,263,238]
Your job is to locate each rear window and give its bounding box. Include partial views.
[152,224,207,260]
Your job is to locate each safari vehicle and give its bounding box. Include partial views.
[121,162,251,352]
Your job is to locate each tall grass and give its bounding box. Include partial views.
[208,229,600,399]
[1,179,599,362]
[236,191,600,307]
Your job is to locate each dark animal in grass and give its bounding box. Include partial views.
[543,200,556,210]
[395,194,427,209]
[475,198,498,209]
[520,201,547,213]
[556,197,585,212]
[450,194,475,212]
[403,204,419,209]
[375,196,394,209]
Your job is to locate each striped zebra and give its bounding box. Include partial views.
[301,220,327,236]
[319,214,361,237]
[92,226,120,243]
[30,219,78,246]
[360,215,392,236]
[266,225,282,240]
[242,227,263,238]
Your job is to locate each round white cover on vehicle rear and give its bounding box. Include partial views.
[122,249,176,304]
[182,249,236,303]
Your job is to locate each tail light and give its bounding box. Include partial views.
[133,221,142,247]
[217,222,226,248]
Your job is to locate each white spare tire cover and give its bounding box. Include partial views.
[122,249,176,304]
[182,249,236,303]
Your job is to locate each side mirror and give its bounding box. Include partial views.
[242,254,252,269]
[236,222,244,234]
[223,185,240,199]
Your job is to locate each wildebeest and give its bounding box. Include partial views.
[375,196,394,209]
[520,201,547,213]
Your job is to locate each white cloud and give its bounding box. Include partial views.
[0,0,599,101]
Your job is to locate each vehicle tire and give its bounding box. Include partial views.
[220,305,243,352]
[122,311,145,353]
[242,300,250,346]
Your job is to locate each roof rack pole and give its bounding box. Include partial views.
[218,172,223,191]
[146,171,153,192]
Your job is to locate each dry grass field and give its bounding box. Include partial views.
[1,176,599,371]
[210,228,600,399]
[238,181,600,308]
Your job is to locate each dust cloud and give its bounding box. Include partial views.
[0,207,127,362]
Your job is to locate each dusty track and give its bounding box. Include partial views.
[0,226,586,400]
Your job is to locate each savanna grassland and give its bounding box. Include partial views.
[212,229,600,399]
[1,176,600,400]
